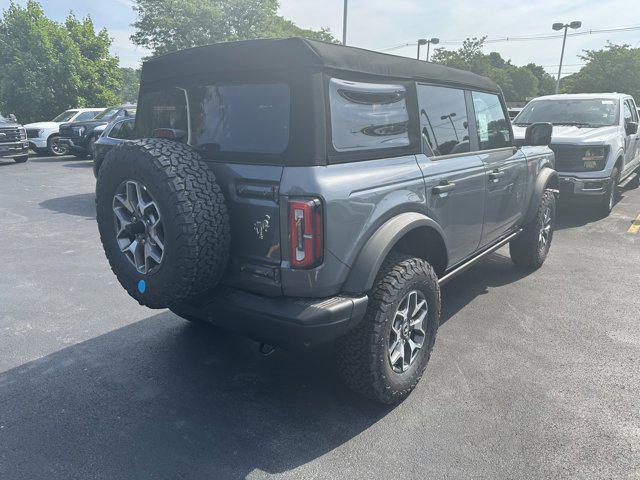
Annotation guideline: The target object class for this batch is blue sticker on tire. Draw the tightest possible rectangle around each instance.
[138,279,146,293]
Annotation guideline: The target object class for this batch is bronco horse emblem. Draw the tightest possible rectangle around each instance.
[253,214,271,240]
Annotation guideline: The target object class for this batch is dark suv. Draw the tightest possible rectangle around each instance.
[0,113,29,163]
[96,39,558,404]
[59,105,135,158]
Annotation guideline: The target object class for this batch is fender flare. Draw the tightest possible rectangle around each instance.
[343,212,447,294]
[523,167,558,225]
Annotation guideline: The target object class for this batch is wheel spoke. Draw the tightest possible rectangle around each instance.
[389,340,404,367]
[387,289,429,373]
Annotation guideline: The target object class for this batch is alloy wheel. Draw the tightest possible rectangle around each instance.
[388,290,428,373]
[538,204,553,249]
[112,180,165,274]
[50,137,68,156]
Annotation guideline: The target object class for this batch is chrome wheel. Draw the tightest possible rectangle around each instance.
[112,180,165,274]
[388,290,428,373]
[538,204,552,249]
[50,136,68,156]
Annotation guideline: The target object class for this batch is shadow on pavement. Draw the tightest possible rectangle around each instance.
[0,312,390,479]
[39,192,95,219]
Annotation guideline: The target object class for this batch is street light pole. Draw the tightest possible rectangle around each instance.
[553,21,582,94]
[342,0,348,46]
[426,38,439,62]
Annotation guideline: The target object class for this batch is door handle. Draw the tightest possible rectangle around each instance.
[432,181,456,195]
[489,169,505,182]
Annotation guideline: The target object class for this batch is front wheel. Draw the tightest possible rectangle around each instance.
[335,254,441,404]
[597,167,620,217]
[509,189,556,270]
[47,135,69,156]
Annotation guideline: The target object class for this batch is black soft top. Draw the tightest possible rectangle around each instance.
[140,37,499,93]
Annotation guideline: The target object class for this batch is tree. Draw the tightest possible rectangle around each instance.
[562,43,640,101]
[131,0,337,56]
[523,63,556,96]
[119,67,141,104]
[431,38,547,102]
[0,0,121,123]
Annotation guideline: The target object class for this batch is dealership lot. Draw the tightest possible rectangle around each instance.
[1,155,639,479]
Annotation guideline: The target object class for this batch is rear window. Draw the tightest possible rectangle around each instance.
[329,78,410,152]
[136,83,290,158]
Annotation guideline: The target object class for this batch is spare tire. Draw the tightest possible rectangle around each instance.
[96,138,230,309]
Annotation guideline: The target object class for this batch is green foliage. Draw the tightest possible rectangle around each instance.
[0,0,122,123]
[561,43,640,102]
[131,0,337,56]
[431,38,555,102]
[119,67,141,104]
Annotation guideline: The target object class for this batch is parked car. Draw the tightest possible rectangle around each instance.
[93,116,136,177]
[24,108,103,156]
[95,38,558,404]
[513,93,640,215]
[0,113,29,163]
[508,107,523,120]
[59,105,136,158]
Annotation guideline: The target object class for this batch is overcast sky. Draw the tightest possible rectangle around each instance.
[2,0,639,77]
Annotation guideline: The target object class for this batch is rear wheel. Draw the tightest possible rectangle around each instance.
[510,189,556,270]
[96,139,231,309]
[47,135,69,156]
[335,254,441,404]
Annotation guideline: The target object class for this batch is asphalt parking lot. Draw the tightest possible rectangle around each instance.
[1,154,639,479]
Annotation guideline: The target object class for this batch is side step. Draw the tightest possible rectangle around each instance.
[438,229,522,286]
[619,172,638,189]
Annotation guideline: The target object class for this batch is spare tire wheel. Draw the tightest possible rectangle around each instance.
[96,138,230,309]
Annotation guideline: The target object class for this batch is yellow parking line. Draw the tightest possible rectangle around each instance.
[628,214,640,234]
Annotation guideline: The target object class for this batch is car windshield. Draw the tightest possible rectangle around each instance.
[94,107,120,120]
[52,110,78,122]
[514,98,619,127]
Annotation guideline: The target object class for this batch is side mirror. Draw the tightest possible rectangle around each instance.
[9,114,17,122]
[626,121,638,135]
[524,122,553,146]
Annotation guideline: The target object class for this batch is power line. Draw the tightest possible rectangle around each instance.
[379,24,640,52]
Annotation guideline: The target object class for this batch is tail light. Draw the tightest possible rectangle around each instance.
[288,197,323,269]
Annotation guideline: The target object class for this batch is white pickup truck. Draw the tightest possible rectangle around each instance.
[513,93,640,215]
[24,108,103,156]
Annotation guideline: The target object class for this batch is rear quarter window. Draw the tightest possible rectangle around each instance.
[329,78,410,152]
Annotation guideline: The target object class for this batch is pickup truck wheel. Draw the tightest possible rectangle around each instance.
[509,189,556,270]
[47,135,69,156]
[335,254,440,404]
[597,167,620,216]
[96,138,231,309]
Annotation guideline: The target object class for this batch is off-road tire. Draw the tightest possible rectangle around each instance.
[598,166,620,217]
[509,189,556,270]
[13,155,28,163]
[335,254,441,404]
[96,138,231,309]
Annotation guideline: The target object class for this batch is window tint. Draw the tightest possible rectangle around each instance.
[110,120,135,140]
[417,84,470,156]
[75,111,99,121]
[189,83,290,155]
[137,84,290,157]
[329,78,410,152]
[108,122,123,139]
[472,91,512,150]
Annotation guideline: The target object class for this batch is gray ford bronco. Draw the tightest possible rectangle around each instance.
[96,38,558,404]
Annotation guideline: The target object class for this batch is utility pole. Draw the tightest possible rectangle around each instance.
[342,0,348,45]
[552,21,582,93]
[425,38,439,62]
[417,39,427,60]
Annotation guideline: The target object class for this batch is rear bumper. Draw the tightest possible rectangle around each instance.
[173,286,369,350]
[0,141,29,158]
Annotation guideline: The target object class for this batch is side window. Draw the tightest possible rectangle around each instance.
[119,120,135,139]
[75,111,99,121]
[108,122,124,139]
[329,78,410,152]
[623,100,636,123]
[472,91,512,150]
[417,84,470,156]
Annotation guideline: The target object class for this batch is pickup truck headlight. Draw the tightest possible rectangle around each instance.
[582,147,607,170]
